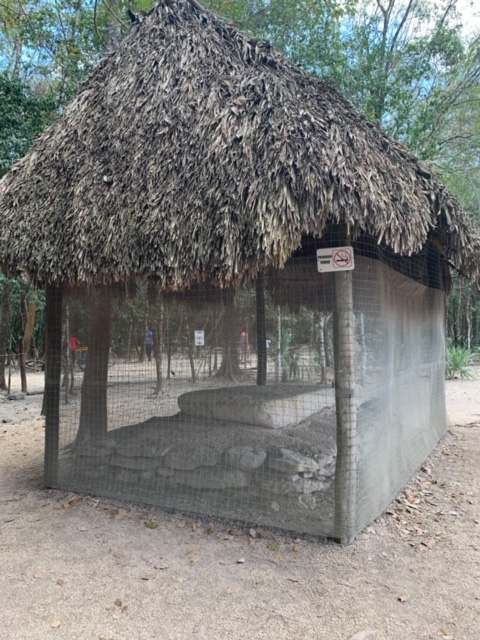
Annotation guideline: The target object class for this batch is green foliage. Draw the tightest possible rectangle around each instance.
[269,329,320,381]
[0,73,56,175]
[446,346,476,379]
[0,274,45,356]
[0,0,103,102]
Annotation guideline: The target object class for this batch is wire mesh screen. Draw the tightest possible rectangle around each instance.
[45,240,447,540]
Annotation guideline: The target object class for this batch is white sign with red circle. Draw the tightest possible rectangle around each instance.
[316,246,355,273]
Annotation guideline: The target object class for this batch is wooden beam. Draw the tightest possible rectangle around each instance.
[333,263,358,544]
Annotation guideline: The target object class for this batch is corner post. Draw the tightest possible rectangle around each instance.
[44,284,63,487]
[333,228,357,544]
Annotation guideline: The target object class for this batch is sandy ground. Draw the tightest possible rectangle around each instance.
[0,372,479,640]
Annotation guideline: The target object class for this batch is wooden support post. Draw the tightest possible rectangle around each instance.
[333,266,357,545]
[44,284,63,488]
[256,272,267,386]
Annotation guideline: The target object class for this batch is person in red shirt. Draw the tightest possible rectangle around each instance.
[69,336,80,365]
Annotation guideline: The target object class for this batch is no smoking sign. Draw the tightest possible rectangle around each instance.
[317,246,355,273]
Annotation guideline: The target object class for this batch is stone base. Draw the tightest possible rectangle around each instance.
[177,384,336,429]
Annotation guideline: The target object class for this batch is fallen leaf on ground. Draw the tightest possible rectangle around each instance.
[422,538,435,549]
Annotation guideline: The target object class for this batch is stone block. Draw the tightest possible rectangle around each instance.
[178,384,336,429]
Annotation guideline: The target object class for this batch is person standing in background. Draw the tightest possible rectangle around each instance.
[239,328,250,364]
[145,328,153,362]
[69,335,80,366]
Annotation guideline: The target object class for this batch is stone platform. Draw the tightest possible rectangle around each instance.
[177,384,336,429]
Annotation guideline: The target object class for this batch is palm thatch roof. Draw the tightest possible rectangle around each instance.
[0,0,479,288]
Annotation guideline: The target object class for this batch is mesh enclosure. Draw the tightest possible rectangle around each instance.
[44,239,447,541]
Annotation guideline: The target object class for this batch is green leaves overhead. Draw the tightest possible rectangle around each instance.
[0,73,56,176]
[203,0,480,218]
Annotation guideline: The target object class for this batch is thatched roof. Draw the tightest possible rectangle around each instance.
[0,0,479,288]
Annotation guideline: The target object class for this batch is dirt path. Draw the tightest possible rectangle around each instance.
[1,377,479,640]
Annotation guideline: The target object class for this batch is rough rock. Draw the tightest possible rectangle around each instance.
[164,446,219,470]
[257,472,326,496]
[115,442,159,458]
[257,476,299,496]
[156,466,175,478]
[319,461,336,477]
[114,468,146,483]
[110,455,158,471]
[76,439,116,458]
[175,467,249,490]
[293,477,326,494]
[268,448,321,474]
[224,446,267,470]
[8,392,26,401]
[298,494,317,510]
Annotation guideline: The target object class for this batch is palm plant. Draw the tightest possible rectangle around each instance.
[269,331,320,382]
[446,346,476,380]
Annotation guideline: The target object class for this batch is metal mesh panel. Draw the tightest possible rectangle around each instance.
[44,242,447,541]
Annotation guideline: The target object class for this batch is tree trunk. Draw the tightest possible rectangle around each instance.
[0,281,11,391]
[184,314,196,384]
[22,294,37,359]
[153,300,164,395]
[275,306,282,384]
[215,294,241,381]
[18,336,27,393]
[76,287,112,444]
[256,273,267,385]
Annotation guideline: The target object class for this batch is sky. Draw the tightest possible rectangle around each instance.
[456,0,480,36]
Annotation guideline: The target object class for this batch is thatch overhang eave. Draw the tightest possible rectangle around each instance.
[0,0,479,289]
